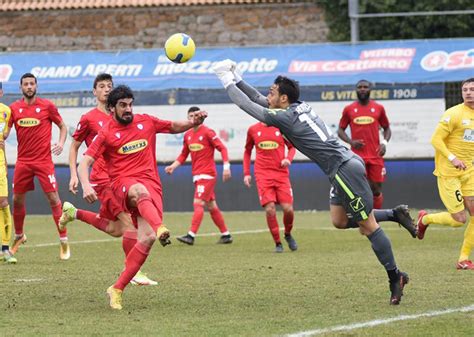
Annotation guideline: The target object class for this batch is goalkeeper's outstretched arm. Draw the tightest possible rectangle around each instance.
[226,84,268,124]
[236,80,269,108]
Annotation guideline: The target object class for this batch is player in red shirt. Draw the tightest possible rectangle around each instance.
[6,73,69,260]
[338,80,390,210]
[244,122,297,253]
[78,85,207,310]
[165,106,232,245]
[59,73,156,285]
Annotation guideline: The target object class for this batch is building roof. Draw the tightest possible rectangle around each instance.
[0,0,296,11]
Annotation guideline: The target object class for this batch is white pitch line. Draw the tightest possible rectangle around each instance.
[20,226,456,249]
[285,304,474,337]
[20,228,271,249]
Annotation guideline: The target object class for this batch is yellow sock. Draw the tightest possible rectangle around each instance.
[0,206,7,246]
[459,218,474,261]
[423,212,464,227]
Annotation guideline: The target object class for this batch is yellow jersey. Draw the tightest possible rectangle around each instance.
[432,103,474,177]
[0,102,11,167]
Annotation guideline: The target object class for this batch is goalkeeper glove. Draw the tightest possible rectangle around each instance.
[232,66,242,83]
[211,60,236,89]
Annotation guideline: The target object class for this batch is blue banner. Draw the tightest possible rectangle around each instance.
[0,38,472,93]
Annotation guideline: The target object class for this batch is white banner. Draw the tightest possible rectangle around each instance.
[4,98,443,165]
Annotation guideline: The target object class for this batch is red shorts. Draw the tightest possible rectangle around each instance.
[255,176,293,207]
[13,160,58,194]
[112,177,163,229]
[193,178,216,202]
[93,183,124,221]
[363,157,386,183]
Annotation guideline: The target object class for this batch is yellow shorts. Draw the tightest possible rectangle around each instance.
[0,165,7,197]
[437,172,474,214]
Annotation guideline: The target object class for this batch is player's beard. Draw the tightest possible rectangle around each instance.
[116,112,134,125]
[357,90,370,102]
[22,89,36,99]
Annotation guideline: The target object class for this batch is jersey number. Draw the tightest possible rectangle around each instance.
[48,174,57,184]
[298,113,328,142]
[455,190,463,203]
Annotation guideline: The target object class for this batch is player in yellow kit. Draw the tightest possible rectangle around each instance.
[417,78,474,270]
[0,82,16,264]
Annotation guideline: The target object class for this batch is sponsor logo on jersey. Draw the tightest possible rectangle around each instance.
[118,139,148,154]
[189,143,204,151]
[257,141,279,150]
[18,118,40,127]
[354,116,374,125]
[463,129,474,142]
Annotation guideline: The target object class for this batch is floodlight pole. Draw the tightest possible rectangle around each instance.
[349,0,359,44]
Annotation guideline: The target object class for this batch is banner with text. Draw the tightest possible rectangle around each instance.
[0,38,472,93]
[4,83,444,164]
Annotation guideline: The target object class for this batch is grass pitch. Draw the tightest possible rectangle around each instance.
[1,211,473,336]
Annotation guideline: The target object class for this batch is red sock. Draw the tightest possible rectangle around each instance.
[209,207,228,233]
[373,193,384,209]
[136,196,162,232]
[51,202,67,239]
[114,242,151,290]
[76,209,109,232]
[190,203,204,234]
[266,213,281,243]
[283,210,294,235]
[13,204,26,236]
[122,230,137,257]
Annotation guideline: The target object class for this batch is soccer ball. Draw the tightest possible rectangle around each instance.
[164,33,196,63]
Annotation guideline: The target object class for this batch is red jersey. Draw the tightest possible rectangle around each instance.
[176,125,229,178]
[339,100,389,159]
[72,108,111,185]
[243,122,296,178]
[9,97,63,163]
[85,114,172,185]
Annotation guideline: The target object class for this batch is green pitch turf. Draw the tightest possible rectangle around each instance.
[1,211,473,336]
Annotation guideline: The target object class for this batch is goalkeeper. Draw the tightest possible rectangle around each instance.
[212,60,414,305]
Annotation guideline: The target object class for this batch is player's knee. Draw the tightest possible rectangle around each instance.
[451,213,467,225]
[129,183,148,197]
[141,232,157,246]
[281,204,293,213]
[332,220,347,229]
[264,204,276,216]
[206,200,217,210]
[0,197,9,208]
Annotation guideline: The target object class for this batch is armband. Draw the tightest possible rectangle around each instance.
[448,154,456,162]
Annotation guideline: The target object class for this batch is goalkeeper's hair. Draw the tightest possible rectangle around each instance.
[274,76,300,104]
[93,73,113,89]
[462,77,474,86]
[188,106,200,114]
[107,85,134,109]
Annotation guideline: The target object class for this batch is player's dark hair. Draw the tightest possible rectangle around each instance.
[20,73,37,85]
[107,85,134,108]
[356,79,372,88]
[274,76,299,104]
[93,73,113,89]
[188,106,200,113]
[462,78,474,86]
